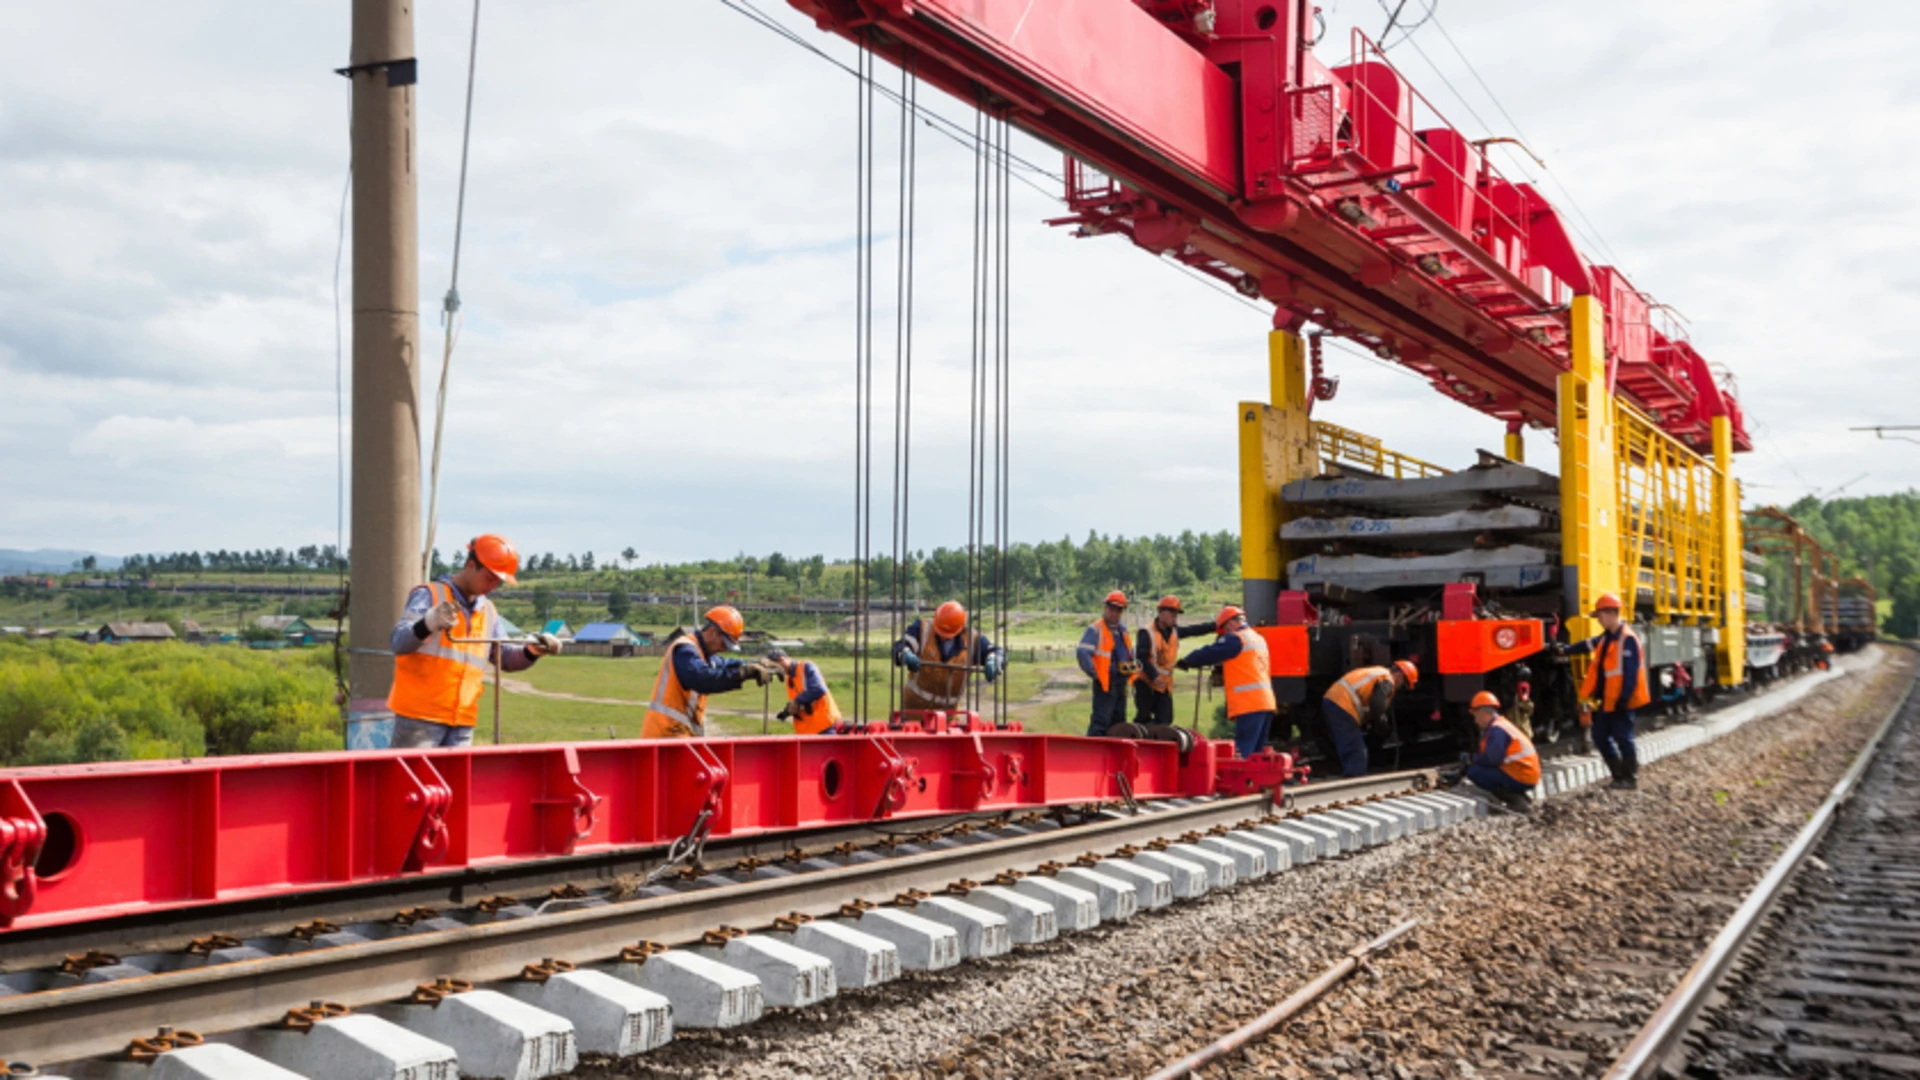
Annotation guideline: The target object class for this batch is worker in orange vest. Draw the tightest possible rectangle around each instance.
[1173,605,1278,758]
[642,605,778,738]
[1320,659,1418,778]
[1078,591,1139,736]
[1555,592,1649,790]
[1131,595,1219,726]
[767,649,842,735]
[387,534,563,748]
[1463,690,1539,813]
[892,600,1006,715]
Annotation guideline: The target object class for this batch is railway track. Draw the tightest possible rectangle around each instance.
[1607,657,1918,1079]
[0,663,1861,1080]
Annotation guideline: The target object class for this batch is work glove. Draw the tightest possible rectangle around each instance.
[1550,642,1569,657]
[527,632,563,657]
[739,662,771,687]
[984,653,1003,683]
[424,599,461,633]
[1117,660,1141,677]
[775,704,797,722]
[1174,656,1195,672]
[900,651,922,672]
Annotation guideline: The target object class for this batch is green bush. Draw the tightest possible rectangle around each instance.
[0,638,340,765]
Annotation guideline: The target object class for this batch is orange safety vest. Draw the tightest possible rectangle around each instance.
[1481,716,1541,786]
[1086,619,1128,692]
[785,660,842,735]
[1137,622,1180,694]
[643,636,709,739]
[904,626,974,710]
[1326,666,1395,722]
[1222,628,1277,718]
[1578,627,1652,712]
[388,581,492,728]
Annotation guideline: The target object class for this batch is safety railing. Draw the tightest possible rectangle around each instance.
[1311,420,1449,479]
[1615,404,1722,624]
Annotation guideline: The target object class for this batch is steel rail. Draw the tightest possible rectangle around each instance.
[0,770,1434,1064]
[1602,668,1918,1079]
[1146,919,1420,1080]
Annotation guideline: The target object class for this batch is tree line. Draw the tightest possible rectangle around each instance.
[1763,492,1920,636]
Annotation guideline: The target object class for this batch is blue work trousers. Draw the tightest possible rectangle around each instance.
[1466,764,1532,796]
[1086,681,1129,738]
[390,716,475,748]
[1321,698,1369,778]
[1590,709,1637,765]
[1232,710,1274,759]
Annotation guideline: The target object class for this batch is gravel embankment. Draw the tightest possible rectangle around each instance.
[579,648,1911,1080]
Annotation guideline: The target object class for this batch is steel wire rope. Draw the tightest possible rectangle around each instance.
[852,36,875,723]
[330,105,353,711]
[964,103,987,717]
[888,58,920,723]
[421,0,484,582]
[995,109,1014,727]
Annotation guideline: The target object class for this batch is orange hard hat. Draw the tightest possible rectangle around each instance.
[1214,605,1245,632]
[1469,690,1500,711]
[1393,659,1419,687]
[705,605,745,642]
[469,534,520,584]
[933,601,967,639]
[1158,595,1184,613]
[1105,590,1129,609]
[1592,593,1623,613]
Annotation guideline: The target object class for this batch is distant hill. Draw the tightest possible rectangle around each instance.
[0,549,123,574]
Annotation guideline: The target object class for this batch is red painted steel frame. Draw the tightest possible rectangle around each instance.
[789,0,1749,453]
[0,733,1220,933]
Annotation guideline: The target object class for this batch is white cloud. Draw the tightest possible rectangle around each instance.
[3,0,1916,561]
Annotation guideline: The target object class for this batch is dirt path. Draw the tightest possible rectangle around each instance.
[576,647,1909,1080]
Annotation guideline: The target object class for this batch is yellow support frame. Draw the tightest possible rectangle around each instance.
[1239,328,1319,624]
[1614,403,1722,625]
[1558,295,1623,645]
[1712,417,1745,683]
[1310,420,1449,479]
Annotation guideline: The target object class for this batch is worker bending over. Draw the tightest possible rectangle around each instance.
[1463,691,1539,813]
[1321,660,1417,778]
[1079,591,1139,737]
[1173,606,1276,758]
[643,605,778,738]
[1556,593,1648,790]
[388,534,562,748]
[892,601,1006,715]
[1131,595,1219,726]
[767,649,841,735]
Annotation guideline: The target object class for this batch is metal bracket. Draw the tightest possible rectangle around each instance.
[333,57,417,86]
[0,779,47,925]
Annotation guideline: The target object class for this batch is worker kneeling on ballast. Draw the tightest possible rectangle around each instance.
[388,533,562,748]
[1462,690,1539,813]
[642,605,780,738]
[892,601,1006,716]
[767,649,842,735]
[1173,605,1276,759]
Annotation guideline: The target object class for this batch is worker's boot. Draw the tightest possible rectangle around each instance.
[1602,755,1626,789]
[1496,789,1533,815]
[1620,748,1640,791]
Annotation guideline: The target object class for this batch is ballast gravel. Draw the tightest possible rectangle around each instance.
[574,648,1910,1080]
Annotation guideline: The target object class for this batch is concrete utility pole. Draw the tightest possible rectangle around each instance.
[344,0,422,724]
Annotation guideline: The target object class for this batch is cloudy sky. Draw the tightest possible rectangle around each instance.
[3,0,1916,564]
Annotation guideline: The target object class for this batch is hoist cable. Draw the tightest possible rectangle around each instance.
[851,36,872,723]
[421,0,483,582]
[996,109,1013,726]
[887,58,919,720]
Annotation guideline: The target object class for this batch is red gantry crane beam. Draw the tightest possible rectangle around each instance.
[787,0,1751,451]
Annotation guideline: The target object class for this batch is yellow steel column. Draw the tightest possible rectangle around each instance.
[1712,415,1745,684]
[1558,294,1622,645]
[1241,328,1317,625]
[1504,423,1525,463]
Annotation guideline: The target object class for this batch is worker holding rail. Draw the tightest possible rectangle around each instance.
[767,648,842,734]
[1079,591,1139,737]
[891,600,1006,716]
[1462,690,1539,813]
[1173,605,1278,758]
[1319,660,1418,778]
[1130,595,1219,727]
[1555,592,1649,790]
[387,533,563,748]
[642,605,779,738]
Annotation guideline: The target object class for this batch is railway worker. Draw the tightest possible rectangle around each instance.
[642,605,779,738]
[891,600,1006,716]
[387,533,563,748]
[767,649,842,735]
[1463,690,1539,812]
[1173,605,1277,758]
[1130,595,1220,727]
[1556,592,1649,790]
[1079,591,1139,737]
[1320,660,1418,779]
